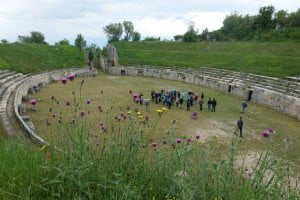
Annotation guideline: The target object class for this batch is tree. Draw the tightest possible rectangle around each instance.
[132,32,141,41]
[143,37,160,41]
[255,6,275,31]
[56,38,70,45]
[74,34,86,50]
[288,9,300,27]
[103,23,123,43]
[18,31,47,44]
[86,43,97,66]
[1,39,8,43]
[183,22,198,42]
[173,35,184,42]
[275,10,289,29]
[123,21,134,41]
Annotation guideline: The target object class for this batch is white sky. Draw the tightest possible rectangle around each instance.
[0,0,299,47]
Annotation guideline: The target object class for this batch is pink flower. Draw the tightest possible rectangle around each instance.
[268,128,274,133]
[86,99,91,104]
[152,143,158,148]
[61,77,68,84]
[196,134,201,140]
[135,98,140,103]
[30,99,37,106]
[191,111,198,120]
[187,138,192,144]
[80,111,85,117]
[261,130,270,138]
[67,73,76,81]
[176,138,183,144]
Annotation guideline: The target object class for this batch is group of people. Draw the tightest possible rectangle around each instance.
[150,89,217,112]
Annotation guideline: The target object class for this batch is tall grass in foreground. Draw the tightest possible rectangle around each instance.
[0,80,299,199]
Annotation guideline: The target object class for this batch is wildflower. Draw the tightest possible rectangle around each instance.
[67,73,75,81]
[100,122,103,127]
[162,107,167,112]
[261,130,270,138]
[40,145,47,151]
[46,120,51,126]
[52,113,56,118]
[58,118,62,124]
[30,99,37,106]
[135,98,140,103]
[152,143,158,149]
[128,111,131,115]
[66,101,70,106]
[196,134,201,140]
[268,128,274,133]
[192,111,198,120]
[142,144,146,148]
[51,96,55,100]
[86,99,91,104]
[187,138,192,144]
[80,111,85,117]
[137,112,141,115]
[157,109,163,116]
[138,115,143,119]
[176,138,182,144]
[61,77,68,84]
[98,105,103,112]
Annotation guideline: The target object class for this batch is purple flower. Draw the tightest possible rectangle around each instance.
[268,128,274,133]
[191,111,198,120]
[67,73,76,81]
[187,138,192,144]
[61,77,68,84]
[80,111,85,117]
[152,143,158,148]
[196,134,201,140]
[86,99,91,104]
[30,99,37,106]
[176,138,183,144]
[261,130,270,138]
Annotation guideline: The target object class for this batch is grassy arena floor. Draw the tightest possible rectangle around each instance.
[27,71,300,170]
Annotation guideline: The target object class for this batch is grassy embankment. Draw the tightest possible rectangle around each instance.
[114,41,300,78]
[0,43,85,74]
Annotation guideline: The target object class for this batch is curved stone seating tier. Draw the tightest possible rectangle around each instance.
[12,67,97,144]
[107,66,300,119]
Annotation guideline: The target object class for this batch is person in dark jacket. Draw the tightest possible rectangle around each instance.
[199,98,204,111]
[207,98,212,111]
[212,98,217,112]
[237,117,244,137]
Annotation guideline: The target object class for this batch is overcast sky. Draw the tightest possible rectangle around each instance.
[0,0,299,47]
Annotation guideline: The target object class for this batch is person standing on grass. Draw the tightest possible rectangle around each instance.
[201,92,204,100]
[179,97,184,108]
[237,117,244,137]
[199,97,204,111]
[241,100,248,113]
[212,98,217,112]
[208,98,212,111]
[187,98,191,111]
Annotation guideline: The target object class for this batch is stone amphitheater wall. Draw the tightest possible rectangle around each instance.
[108,66,300,119]
[14,68,96,144]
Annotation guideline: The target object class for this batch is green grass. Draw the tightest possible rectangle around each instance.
[114,41,300,77]
[0,43,85,73]
[28,72,300,171]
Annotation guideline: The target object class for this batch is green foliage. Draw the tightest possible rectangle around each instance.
[0,43,85,73]
[74,34,87,50]
[1,39,8,44]
[103,23,123,43]
[55,38,70,45]
[18,31,47,44]
[114,41,300,77]
[86,43,97,65]
[143,37,160,41]
[132,32,141,41]
[183,22,198,42]
[122,21,135,41]
[255,6,276,31]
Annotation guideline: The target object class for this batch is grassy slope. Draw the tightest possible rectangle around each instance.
[0,43,85,73]
[114,41,300,77]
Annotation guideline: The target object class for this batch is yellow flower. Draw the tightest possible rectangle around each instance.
[128,111,131,115]
[138,115,143,119]
[41,145,47,151]
[137,112,141,115]
[162,107,167,111]
[156,109,162,113]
